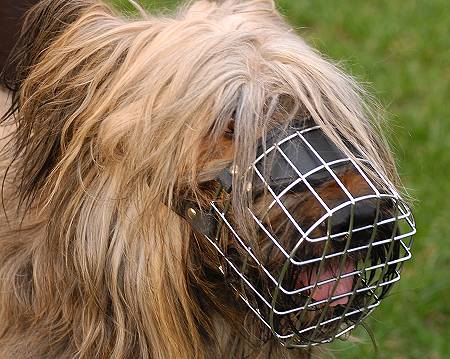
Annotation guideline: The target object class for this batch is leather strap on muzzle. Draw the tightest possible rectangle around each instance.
[174,117,355,239]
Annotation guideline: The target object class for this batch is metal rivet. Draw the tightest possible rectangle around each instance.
[186,207,197,220]
[229,165,239,175]
[335,233,349,243]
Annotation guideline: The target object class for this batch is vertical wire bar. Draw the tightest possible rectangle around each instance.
[371,200,401,291]
[306,203,356,345]
[284,216,334,347]
[330,195,382,340]
[268,236,333,338]
[349,199,401,331]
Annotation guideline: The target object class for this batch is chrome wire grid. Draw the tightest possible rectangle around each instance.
[203,124,416,348]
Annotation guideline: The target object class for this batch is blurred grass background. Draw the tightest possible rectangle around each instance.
[111,1,449,358]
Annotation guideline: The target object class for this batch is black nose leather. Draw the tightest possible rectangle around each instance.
[329,200,377,240]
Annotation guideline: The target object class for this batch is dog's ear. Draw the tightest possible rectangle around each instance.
[1,0,127,207]
[1,0,96,92]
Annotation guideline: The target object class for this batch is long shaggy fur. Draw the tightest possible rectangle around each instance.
[0,0,399,358]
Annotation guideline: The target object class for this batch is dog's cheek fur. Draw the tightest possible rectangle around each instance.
[0,1,208,358]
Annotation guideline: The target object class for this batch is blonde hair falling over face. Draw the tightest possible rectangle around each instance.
[0,0,398,358]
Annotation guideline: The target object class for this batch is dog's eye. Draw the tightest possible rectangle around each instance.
[224,121,235,139]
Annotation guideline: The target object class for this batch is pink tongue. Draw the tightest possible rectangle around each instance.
[300,262,355,307]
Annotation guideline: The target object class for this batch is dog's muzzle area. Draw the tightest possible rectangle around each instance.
[178,119,415,348]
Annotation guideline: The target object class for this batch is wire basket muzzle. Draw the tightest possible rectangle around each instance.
[205,123,416,347]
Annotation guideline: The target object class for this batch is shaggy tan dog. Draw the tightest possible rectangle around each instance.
[0,0,409,358]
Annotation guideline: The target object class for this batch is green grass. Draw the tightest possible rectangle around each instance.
[112,1,449,358]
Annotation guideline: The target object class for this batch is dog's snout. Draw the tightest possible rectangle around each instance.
[329,200,377,237]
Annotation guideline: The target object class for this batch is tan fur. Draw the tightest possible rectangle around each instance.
[0,0,399,358]
[0,88,7,108]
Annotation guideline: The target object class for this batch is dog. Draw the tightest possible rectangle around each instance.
[0,0,415,358]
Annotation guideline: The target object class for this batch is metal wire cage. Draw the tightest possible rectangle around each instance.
[182,121,416,348]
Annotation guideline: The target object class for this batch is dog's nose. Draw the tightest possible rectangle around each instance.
[328,200,377,240]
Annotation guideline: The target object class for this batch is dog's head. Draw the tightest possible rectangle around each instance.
[1,0,415,356]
